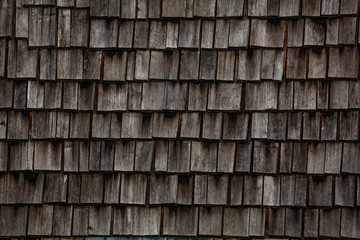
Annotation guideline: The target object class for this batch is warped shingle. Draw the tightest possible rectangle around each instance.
[217,0,243,17]
[89,20,117,49]
[163,207,198,236]
[228,19,250,48]
[149,51,179,80]
[245,82,278,111]
[28,205,54,236]
[7,40,37,79]
[319,209,340,238]
[150,175,178,204]
[329,47,358,79]
[238,49,262,81]
[113,207,161,235]
[253,141,278,174]
[179,20,200,48]
[0,206,27,237]
[71,9,89,47]
[309,176,332,207]
[29,7,56,47]
[191,141,217,173]
[223,208,250,237]
[250,19,285,48]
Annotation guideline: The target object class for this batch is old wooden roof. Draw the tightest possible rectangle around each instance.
[0,0,360,238]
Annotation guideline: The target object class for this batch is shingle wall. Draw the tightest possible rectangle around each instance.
[0,0,360,238]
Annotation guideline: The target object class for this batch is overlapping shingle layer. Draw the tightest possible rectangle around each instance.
[0,0,360,238]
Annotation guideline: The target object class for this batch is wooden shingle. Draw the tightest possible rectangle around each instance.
[330,81,349,109]
[150,175,178,204]
[70,112,90,139]
[149,21,167,49]
[251,112,268,139]
[166,21,179,49]
[57,9,71,47]
[34,141,61,171]
[179,50,199,80]
[339,112,359,140]
[7,111,29,140]
[228,19,250,48]
[149,51,179,80]
[294,81,316,110]
[31,111,57,139]
[90,19,117,48]
[179,20,200,48]
[0,40,5,78]
[309,176,332,207]
[163,207,198,236]
[321,112,337,140]
[214,19,229,49]
[44,82,62,108]
[177,175,193,204]
[194,0,215,17]
[202,113,222,140]
[15,0,28,38]
[292,143,308,173]
[324,142,342,174]
[191,141,217,173]
[341,209,360,239]
[278,81,293,110]
[328,47,359,79]
[304,19,326,46]
[9,141,33,171]
[279,0,300,17]
[188,83,208,111]
[286,48,307,80]
[208,83,242,111]
[268,113,287,140]
[78,83,95,111]
[339,17,357,45]
[250,19,285,48]
[335,176,355,207]
[88,206,111,236]
[340,0,358,15]
[223,113,248,141]
[199,207,222,236]
[217,51,235,81]
[7,40,37,79]
[44,173,67,203]
[0,206,27,237]
[72,206,89,235]
[163,82,187,110]
[243,175,263,206]
[261,49,284,81]
[57,49,83,80]
[248,0,267,16]
[308,48,327,79]
[0,80,13,108]
[162,0,186,17]
[28,205,54,236]
[152,113,179,139]
[280,143,293,173]
[302,0,321,16]
[113,207,161,235]
[223,208,250,237]
[29,7,56,47]
[133,21,149,48]
[307,143,325,174]
[285,208,302,238]
[234,142,252,173]
[263,176,280,206]
[134,141,153,172]
[321,0,339,16]
[98,83,127,111]
[287,19,304,47]
[217,0,243,17]
[268,208,285,236]
[238,49,262,81]
[303,112,320,140]
[121,112,153,139]
[27,81,44,109]
[199,50,216,80]
[71,9,89,47]
[342,143,360,174]
[253,141,279,174]
[245,82,278,111]
[249,208,265,237]
[0,0,12,37]
[319,209,340,238]
[304,209,319,238]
